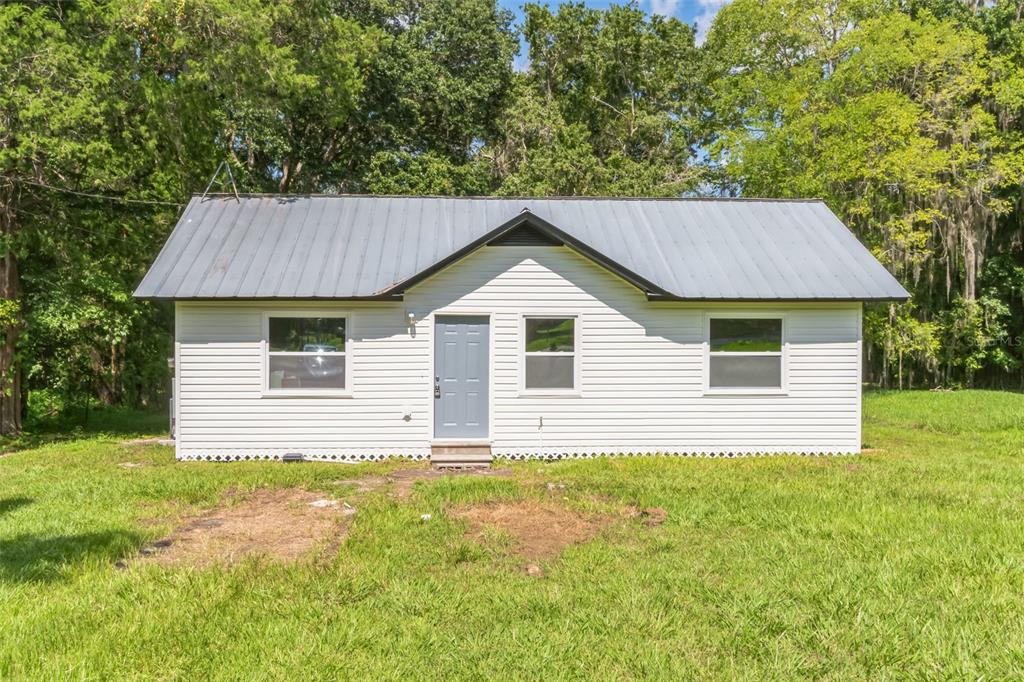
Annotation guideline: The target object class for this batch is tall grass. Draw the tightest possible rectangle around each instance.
[0,390,1021,678]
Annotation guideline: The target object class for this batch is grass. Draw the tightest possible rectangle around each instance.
[1,390,1023,679]
[2,401,169,454]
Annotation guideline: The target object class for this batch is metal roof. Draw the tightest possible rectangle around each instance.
[134,195,910,301]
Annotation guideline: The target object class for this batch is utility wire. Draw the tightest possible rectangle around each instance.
[16,206,155,245]
[21,180,185,208]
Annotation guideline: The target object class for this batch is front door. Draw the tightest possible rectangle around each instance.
[434,316,489,439]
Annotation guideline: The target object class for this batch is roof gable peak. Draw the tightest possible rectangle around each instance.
[381,210,673,299]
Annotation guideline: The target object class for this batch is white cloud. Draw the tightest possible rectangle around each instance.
[692,0,733,42]
[651,0,684,16]
[693,0,730,44]
[649,0,682,16]
[644,0,731,44]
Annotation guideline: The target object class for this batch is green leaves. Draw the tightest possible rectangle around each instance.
[2,0,1023,415]
[122,0,375,192]
[364,152,492,196]
[490,3,704,196]
[705,0,1024,384]
[0,300,20,332]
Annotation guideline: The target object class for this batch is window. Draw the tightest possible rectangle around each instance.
[708,317,783,390]
[523,317,576,391]
[266,316,347,391]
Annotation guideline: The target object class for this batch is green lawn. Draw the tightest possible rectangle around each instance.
[1,391,1023,679]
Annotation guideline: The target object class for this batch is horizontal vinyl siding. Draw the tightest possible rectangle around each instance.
[176,302,432,460]
[175,245,862,461]
[408,247,861,457]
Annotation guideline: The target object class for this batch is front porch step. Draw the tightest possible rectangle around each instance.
[431,444,493,468]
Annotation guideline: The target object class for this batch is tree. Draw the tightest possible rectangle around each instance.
[485,2,706,196]
[122,0,376,193]
[0,3,126,433]
[704,0,1024,385]
[21,197,177,410]
[330,0,518,191]
[4,0,1024,423]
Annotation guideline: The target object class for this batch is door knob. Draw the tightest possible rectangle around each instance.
[434,376,441,399]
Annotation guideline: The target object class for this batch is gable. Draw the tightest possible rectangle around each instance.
[487,224,564,247]
[404,242,646,309]
[384,210,671,300]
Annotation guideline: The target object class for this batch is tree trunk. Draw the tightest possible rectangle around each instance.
[0,195,22,435]
[963,229,977,300]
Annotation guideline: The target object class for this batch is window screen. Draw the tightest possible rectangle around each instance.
[267,316,346,391]
[269,355,346,390]
[709,356,781,388]
[708,318,782,390]
[524,317,575,390]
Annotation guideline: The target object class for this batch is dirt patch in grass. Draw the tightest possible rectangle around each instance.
[334,466,513,499]
[139,488,353,568]
[628,506,668,526]
[450,500,614,564]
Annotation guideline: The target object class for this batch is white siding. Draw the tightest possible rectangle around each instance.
[175,246,862,461]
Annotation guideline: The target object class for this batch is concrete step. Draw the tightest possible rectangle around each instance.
[431,444,493,468]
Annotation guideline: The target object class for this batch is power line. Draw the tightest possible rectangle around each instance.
[16,206,155,245]
[21,180,185,208]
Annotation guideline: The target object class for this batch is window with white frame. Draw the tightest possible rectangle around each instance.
[267,315,347,391]
[523,316,576,390]
[708,317,783,390]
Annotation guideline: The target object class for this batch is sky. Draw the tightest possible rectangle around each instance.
[498,0,730,46]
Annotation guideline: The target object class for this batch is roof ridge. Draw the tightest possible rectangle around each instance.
[191,193,826,203]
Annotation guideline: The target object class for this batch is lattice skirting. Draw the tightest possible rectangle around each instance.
[495,446,860,459]
[175,448,431,462]
[176,445,858,462]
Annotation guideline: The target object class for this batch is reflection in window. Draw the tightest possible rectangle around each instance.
[269,317,346,352]
[708,318,782,389]
[267,317,346,391]
[524,317,575,390]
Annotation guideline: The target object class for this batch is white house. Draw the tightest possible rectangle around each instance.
[135,196,909,465]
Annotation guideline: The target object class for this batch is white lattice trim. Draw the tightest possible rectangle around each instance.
[176,445,858,462]
[176,447,430,462]
[493,445,859,460]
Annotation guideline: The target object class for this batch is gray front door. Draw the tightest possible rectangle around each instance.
[434,316,489,439]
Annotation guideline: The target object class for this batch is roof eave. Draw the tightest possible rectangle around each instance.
[132,293,406,301]
[135,294,910,302]
[646,294,910,303]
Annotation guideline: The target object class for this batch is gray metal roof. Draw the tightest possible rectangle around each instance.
[134,195,909,301]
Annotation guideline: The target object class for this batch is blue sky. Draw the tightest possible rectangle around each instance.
[498,0,729,44]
